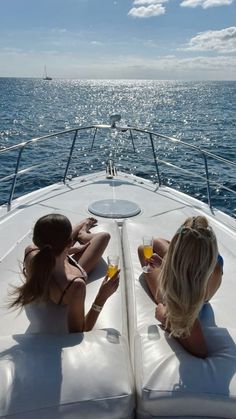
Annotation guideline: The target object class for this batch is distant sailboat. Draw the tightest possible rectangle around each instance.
[43,66,52,80]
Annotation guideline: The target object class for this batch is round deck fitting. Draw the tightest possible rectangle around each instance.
[88,199,141,218]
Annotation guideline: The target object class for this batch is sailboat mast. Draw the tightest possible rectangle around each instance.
[43,66,52,80]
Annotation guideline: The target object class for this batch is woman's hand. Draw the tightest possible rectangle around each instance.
[155,303,166,325]
[68,242,90,256]
[149,253,162,269]
[72,217,97,245]
[96,270,120,306]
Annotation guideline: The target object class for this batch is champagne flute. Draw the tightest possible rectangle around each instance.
[142,236,153,273]
[107,255,119,279]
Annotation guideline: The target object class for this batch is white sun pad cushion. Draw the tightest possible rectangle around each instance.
[0,332,134,419]
[0,220,134,419]
[122,218,236,419]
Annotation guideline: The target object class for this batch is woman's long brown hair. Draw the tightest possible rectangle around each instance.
[9,214,72,308]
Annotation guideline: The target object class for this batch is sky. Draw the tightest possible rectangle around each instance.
[0,0,235,80]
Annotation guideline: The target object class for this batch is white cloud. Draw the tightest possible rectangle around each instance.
[128,3,166,17]
[184,27,236,53]
[180,0,234,8]
[128,0,233,18]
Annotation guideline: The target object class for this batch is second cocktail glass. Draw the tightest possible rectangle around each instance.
[107,255,119,279]
[142,236,153,273]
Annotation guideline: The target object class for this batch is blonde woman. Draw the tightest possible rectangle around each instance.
[138,216,223,358]
[10,213,119,333]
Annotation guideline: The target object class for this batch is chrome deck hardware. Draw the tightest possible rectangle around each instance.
[106,159,117,179]
[109,114,121,128]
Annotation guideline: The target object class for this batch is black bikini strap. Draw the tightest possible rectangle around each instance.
[57,277,80,306]
[24,247,39,261]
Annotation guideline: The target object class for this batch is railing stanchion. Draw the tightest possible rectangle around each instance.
[90,127,98,151]
[63,129,78,183]
[8,147,24,211]
[202,151,213,214]
[129,129,136,152]
[150,133,161,186]
[0,124,235,216]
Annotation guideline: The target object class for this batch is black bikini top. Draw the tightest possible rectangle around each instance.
[23,248,87,305]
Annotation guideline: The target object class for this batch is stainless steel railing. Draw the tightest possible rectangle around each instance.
[0,122,235,213]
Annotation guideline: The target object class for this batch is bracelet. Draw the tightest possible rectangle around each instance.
[91,303,103,312]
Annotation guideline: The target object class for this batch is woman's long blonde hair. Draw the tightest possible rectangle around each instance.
[9,214,72,308]
[158,216,218,338]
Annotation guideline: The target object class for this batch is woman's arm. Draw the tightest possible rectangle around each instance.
[143,253,163,304]
[67,271,120,332]
[205,258,223,302]
[67,280,86,332]
[138,238,168,304]
[83,271,120,331]
[143,268,163,304]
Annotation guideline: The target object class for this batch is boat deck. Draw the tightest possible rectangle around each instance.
[1,171,236,419]
[1,171,235,262]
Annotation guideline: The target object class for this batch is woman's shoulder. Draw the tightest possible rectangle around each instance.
[65,277,86,302]
[24,243,39,263]
[25,244,38,254]
[51,276,86,306]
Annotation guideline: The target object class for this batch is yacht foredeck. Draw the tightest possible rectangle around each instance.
[0,170,235,261]
[0,154,236,419]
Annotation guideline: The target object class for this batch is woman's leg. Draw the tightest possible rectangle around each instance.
[73,220,110,274]
[77,232,110,274]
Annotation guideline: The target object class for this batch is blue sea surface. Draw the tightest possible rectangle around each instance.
[0,78,235,216]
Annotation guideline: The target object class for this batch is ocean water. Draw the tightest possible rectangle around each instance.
[0,78,235,217]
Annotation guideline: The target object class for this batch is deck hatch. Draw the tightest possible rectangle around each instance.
[88,199,141,218]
